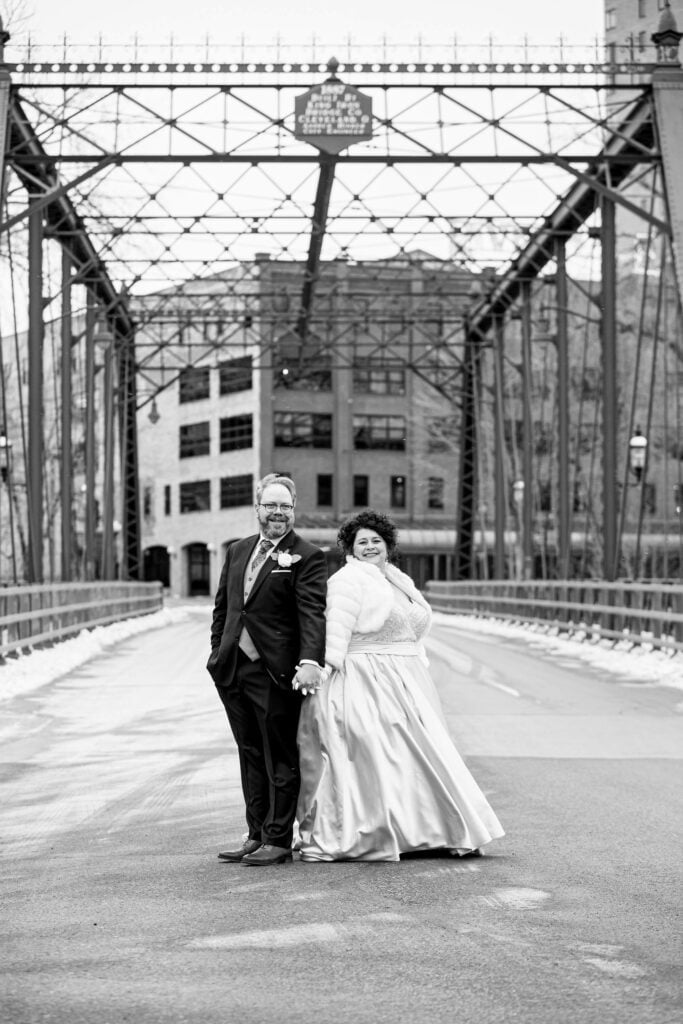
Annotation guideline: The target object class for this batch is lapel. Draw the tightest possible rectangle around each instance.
[246,530,296,604]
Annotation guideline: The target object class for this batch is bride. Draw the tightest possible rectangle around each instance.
[295,509,504,862]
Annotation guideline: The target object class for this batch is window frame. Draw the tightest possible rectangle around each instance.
[220,473,254,509]
[178,365,210,404]
[317,473,333,507]
[219,413,254,452]
[218,355,253,396]
[273,411,333,449]
[353,414,406,451]
[353,474,369,506]
[179,420,210,459]
[390,475,407,509]
[179,479,211,514]
[428,476,445,510]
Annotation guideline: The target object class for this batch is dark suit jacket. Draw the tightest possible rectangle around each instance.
[207,529,327,689]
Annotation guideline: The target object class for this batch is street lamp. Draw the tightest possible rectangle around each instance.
[512,479,525,580]
[148,398,160,425]
[629,428,648,483]
[0,433,12,482]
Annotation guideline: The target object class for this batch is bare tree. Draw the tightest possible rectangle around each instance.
[0,1,33,34]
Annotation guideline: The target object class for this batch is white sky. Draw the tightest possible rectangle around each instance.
[7,0,604,47]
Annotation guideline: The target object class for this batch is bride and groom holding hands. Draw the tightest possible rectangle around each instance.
[206,472,504,865]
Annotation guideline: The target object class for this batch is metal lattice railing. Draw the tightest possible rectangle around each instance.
[0,582,164,658]
[424,579,683,652]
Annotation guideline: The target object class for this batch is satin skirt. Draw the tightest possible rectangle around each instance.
[296,645,505,862]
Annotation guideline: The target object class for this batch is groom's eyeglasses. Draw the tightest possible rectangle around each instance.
[258,502,294,513]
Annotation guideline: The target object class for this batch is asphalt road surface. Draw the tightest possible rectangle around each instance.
[1,606,682,1024]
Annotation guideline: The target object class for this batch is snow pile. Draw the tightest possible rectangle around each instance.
[0,606,202,702]
[432,611,683,691]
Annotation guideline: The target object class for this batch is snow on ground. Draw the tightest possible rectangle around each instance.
[2,604,682,704]
[0,606,206,703]
[432,611,683,692]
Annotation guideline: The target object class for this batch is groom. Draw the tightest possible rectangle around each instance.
[207,473,327,865]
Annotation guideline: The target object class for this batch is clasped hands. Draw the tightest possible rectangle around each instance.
[292,663,322,696]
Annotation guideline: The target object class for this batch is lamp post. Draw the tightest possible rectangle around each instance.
[629,428,648,483]
[0,433,12,483]
[0,433,12,582]
[95,323,116,579]
[148,398,160,425]
[512,479,525,581]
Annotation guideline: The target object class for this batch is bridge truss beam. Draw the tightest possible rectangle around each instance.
[0,44,680,584]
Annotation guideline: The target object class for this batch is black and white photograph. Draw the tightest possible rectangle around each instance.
[1,0,682,1021]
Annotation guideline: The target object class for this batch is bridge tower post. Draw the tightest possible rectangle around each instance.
[601,196,619,581]
[493,314,507,579]
[454,317,479,580]
[27,202,44,583]
[555,237,571,579]
[651,2,683,310]
[117,312,141,580]
[60,249,73,581]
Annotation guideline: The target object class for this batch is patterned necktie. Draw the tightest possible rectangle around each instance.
[251,538,273,575]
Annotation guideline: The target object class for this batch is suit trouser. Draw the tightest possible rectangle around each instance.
[216,650,302,848]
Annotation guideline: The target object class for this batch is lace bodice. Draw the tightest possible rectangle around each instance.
[352,586,430,644]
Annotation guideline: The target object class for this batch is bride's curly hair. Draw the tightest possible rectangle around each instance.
[337,509,399,560]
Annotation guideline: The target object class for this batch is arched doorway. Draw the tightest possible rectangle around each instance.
[143,545,171,587]
[186,542,210,596]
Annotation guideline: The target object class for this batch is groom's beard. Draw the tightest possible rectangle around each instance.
[260,515,292,540]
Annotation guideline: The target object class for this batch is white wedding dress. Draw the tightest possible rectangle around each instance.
[296,583,504,862]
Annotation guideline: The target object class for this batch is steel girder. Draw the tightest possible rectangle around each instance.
[0,52,672,582]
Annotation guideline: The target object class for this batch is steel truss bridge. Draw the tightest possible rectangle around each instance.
[1,14,683,587]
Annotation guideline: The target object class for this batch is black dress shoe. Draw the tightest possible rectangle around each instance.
[242,843,292,866]
[217,838,262,862]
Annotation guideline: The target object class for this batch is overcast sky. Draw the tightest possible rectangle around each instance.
[7,0,604,47]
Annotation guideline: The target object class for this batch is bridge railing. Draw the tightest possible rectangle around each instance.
[424,579,683,652]
[0,582,164,658]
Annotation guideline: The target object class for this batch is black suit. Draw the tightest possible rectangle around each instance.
[208,529,327,847]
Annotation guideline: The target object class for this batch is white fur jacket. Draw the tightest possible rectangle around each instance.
[324,557,433,671]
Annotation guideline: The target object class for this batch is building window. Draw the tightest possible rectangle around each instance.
[390,475,406,509]
[428,477,445,509]
[638,0,646,17]
[427,417,457,453]
[353,361,406,395]
[534,421,553,456]
[638,29,647,51]
[572,366,600,400]
[179,366,210,403]
[573,480,587,513]
[219,355,252,395]
[504,418,524,452]
[143,485,153,519]
[317,473,333,506]
[353,415,406,451]
[273,412,332,448]
[274,332,332,391]
[179,421,210,458]
[180,480,211,513]
[674,483,683,513]
[354,474,369,506]
[164,484,171,516]
[220,414,253,452]
[606,8,617,30]
[538,481,552,513]
[220,473,253,508]
[643,482,656,515]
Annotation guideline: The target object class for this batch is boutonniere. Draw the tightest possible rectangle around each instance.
[270,550,302,568]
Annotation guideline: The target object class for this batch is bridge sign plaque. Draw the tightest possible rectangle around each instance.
[294,81,372,154]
